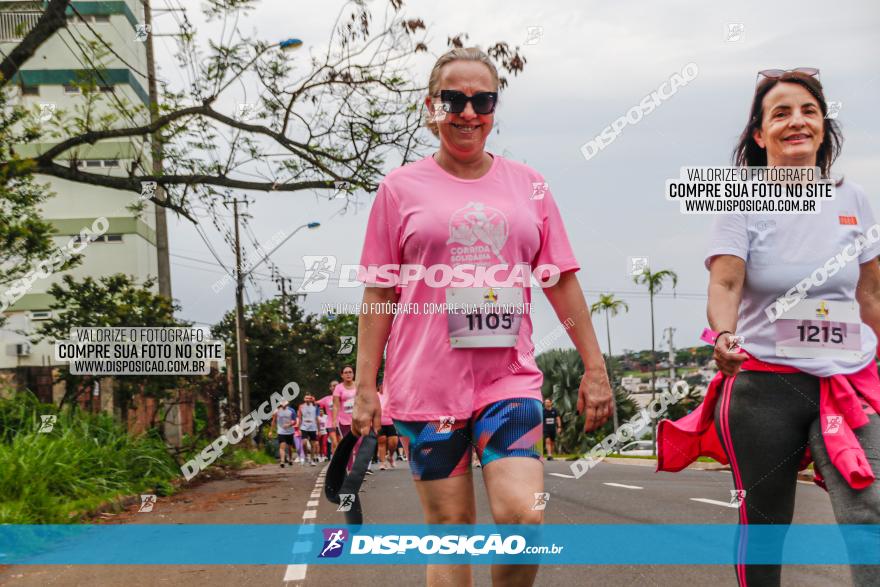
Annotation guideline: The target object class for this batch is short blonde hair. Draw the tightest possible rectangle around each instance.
[425,47,499,137]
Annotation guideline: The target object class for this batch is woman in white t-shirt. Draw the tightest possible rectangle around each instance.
[703,69,880,587]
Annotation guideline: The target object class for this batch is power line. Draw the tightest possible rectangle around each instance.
[57,28,142,129]
[192,220,232,274]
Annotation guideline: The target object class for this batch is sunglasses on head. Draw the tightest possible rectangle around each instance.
[756,67,820,84]
[436,90,498,115]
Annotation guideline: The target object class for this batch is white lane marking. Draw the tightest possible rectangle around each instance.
[283,563,308,582]
[283,465,330,584]
[548,472,576,479]
[690,497,740,509]
[603,482,643,490]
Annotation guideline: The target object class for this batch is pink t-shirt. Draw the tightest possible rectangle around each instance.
[359,154,579,421]
[332,383,357,426]
[316,394,334,420]
[378,391,393,426]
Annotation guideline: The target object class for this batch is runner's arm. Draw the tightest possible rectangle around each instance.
[332,396,340,429]
[707,255,748,375]
[354,286,397,435]
[543,271,606,372]
[856,259,880,346]
[543,271,612,431]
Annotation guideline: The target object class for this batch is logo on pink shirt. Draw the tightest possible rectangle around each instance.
[447,202,509,264]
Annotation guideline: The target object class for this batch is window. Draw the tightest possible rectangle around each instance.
[63,84,80,94]
[103,159,119,167]
[30,310,52,321]
[99,85,114,93]
[65,14,92,24]
[69,234,125,244]
[85,160,102,168]
[93,15,110,24]
[21,85,39,96]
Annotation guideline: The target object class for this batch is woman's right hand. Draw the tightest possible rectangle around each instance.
[713,332,748,377]
[352,382,382,437]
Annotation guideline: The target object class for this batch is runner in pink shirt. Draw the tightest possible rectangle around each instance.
[332,366,357,436]
[351,47,612,587]
[316,386,337,459]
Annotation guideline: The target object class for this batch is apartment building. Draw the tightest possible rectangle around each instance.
[0,0,158,380]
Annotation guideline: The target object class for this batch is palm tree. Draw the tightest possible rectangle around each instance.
[536,349,584,454]
[633,267,678,455]
[589,293,629,433]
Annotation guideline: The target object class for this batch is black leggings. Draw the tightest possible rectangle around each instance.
[714,371,880,587]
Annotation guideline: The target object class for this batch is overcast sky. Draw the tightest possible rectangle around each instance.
[156,0,880,355]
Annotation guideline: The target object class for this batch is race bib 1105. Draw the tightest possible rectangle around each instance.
[446,287,524,348]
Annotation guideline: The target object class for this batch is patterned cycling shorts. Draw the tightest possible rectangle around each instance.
[393,397,542,481]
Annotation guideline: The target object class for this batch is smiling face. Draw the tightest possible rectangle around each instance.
[426,60,496,161]
[753,82,824,167]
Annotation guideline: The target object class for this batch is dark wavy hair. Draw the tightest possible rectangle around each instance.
[733,71,843,178]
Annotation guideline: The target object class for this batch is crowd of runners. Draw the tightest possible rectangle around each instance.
[268,367,412,470]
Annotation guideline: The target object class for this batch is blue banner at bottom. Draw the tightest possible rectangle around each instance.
[1,524,878,565]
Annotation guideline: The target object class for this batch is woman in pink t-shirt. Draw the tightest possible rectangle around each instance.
[351,47,612,587]
[317,385,337,458]
[332,366,357,436]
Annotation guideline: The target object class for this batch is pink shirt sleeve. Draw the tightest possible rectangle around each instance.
[532,188,580,283]
[359,182,402,286]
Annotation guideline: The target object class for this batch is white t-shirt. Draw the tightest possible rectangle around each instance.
[706,179,880,376]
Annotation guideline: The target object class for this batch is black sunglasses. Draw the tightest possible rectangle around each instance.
[437,90,498,115]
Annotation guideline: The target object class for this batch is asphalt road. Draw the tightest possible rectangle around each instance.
[0,458,854,587]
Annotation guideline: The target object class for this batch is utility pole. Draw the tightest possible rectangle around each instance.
[665,327,676,380]
[226,197,251,417]
[141,0,172,299]
[275,275,293,321]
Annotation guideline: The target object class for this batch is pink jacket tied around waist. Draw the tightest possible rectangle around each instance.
[657,328,880,490]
